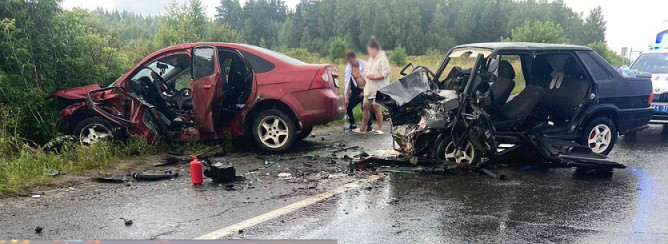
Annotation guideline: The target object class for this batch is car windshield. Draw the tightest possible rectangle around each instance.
[439,48,492,82]
[631,53,668,73]
[240,44,307,65]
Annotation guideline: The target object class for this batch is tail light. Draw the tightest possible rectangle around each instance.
[649,91,654,106]
[310,67,333,89]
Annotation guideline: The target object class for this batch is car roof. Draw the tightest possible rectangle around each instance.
[453,42,593,52]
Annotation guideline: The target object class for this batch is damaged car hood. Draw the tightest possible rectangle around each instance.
[53,84,101,100]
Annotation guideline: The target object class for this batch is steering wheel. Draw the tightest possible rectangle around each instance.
[149,70,174,100]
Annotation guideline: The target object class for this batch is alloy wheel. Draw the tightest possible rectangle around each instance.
[79,123,112,145]
[257,116,290,149]
[444,140,476,165]
[588,124,612,154]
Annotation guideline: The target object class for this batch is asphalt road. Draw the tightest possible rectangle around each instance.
[3,124,668,243]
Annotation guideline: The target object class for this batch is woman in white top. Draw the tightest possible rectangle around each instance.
[353,36,391,134]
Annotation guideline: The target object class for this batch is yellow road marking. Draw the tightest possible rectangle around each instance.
[195,174,383,239]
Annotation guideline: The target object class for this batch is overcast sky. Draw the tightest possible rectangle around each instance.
[61,0,667,53]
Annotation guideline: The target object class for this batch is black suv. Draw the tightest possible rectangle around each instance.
[435,43,653,155]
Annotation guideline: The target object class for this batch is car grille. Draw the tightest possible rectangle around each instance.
[654,93,668,102]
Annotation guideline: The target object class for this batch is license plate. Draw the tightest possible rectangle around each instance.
[653,105,668,112]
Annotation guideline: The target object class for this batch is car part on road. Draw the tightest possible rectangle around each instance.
[132,171,179,181]
[203,162,238,183]
[93,177,126,184]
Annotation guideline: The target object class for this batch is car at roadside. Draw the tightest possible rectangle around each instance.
[629,49,668,124]
[53,43,345,153]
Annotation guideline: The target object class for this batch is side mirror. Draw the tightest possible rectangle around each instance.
[400,63,414,76]
[638,72,652,79]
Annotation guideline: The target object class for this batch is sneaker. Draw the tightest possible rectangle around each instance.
[366,126,374,132]
[349,124,357,130]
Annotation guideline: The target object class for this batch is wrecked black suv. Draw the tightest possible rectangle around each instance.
[377,42,653,173]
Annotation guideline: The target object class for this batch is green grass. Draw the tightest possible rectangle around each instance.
[0,138,163,195]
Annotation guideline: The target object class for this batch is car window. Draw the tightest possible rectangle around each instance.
[173,68,191,91]
[497,55,526,95]
[239,50,276,73]
[193,47,215,79]
[240,44,306,65]
[631,53,668,74]
[579,52,612,80]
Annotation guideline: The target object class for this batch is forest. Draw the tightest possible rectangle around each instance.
[0,0,620,146]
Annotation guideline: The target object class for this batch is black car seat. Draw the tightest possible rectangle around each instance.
[545,57,590,123]
[490,60,516,114]
[494,86,546,131]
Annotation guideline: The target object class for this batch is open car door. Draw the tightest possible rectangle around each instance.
[191,46,220,133]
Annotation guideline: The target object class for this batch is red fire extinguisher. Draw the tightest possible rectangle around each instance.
[190,156,204,185]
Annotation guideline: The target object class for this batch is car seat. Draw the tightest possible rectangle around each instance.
[493,85,546,131]
[544,57,590,123]
[490,60,516,114]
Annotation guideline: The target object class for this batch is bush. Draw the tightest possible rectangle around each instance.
[389,46,408,66]
[327,37,350,61]
[587,42,625,66]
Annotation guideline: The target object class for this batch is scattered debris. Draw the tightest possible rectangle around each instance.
[225,184,236,191]
[31,195,41,198]
[263,160,276,168]
[132,171,179,181]
[204,162,238,183]
[333,146,359,153]
[153,154,186,167]
[277,172,292,179]
[34,226,43,234]
[122,218,133,226]
[94,177,126,184]
[44,169,62,176]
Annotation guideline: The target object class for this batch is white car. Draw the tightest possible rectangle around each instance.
[630,49,668,123]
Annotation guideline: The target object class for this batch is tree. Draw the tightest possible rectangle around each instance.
[216,0,243,30]
[502,20,570,44]
[327,37,349,61]
[581,6,606,45]
[388,46,408,66]
[587,42,624,66]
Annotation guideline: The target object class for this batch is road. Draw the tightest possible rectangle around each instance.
[3,124,668,243]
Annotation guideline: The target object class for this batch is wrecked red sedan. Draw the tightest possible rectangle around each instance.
[54,43,345,152]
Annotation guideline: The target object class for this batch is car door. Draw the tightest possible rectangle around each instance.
[191,46,220,133]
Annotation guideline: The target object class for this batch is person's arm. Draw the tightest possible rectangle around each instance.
[344,80,351,105]
[366,56,392,80]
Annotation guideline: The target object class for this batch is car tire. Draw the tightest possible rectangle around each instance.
[296,127,313,141]
[432,136,481,167]
[251,109,296,153]
[580,116,617,155]
[73,117,115,145]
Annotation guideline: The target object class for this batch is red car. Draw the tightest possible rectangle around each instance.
[54,43,345,152]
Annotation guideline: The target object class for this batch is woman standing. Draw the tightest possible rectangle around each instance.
[353,36,391,134]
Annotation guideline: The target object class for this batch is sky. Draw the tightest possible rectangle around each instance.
[61,0,668,53]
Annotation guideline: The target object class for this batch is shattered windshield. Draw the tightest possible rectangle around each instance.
[631,53,668,73]
[439,48,492,82]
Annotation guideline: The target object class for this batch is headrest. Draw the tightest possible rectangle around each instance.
[498,60,516,80]
[531,56,553,78]
[563,57,583,78]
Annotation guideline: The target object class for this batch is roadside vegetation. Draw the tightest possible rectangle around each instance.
[0,0,626,195]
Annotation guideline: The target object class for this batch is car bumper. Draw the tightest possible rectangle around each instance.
[651,102,668,124]
[618,106,654,133]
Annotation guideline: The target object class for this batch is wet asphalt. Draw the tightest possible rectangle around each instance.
[3,124,668,243]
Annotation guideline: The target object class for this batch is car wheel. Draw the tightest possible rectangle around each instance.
[73,117,115,145]
[251,109,296,153]
[580,116,617,155]
[433,136,480,167]
[296,127,313,141]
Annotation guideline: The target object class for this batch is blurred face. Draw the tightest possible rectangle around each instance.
[347,57,358,66]
[367,46,379,57]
